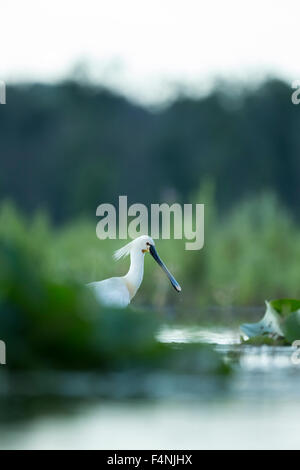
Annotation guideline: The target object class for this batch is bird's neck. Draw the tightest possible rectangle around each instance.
[124,249,145,299]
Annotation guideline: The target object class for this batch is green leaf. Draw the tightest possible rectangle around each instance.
[282,311,300,344]
[241,335,289,346]
[269,298,300,317]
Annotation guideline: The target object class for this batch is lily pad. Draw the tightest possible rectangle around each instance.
[269,298,300,317]
[241,335,288,346]
[282,311,300,344]
[240,299,300,345]
[240,300,284,338]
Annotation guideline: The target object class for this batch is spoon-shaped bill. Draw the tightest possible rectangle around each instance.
[149,244,181,292]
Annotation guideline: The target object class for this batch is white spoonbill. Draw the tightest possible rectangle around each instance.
[87,235,181,307]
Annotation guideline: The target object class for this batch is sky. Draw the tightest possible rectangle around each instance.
[1,0,299,104]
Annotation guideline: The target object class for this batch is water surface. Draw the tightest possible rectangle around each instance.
[1,324,300,449]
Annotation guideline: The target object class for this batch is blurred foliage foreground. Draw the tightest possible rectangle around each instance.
[0,202,229,381]
[1,185,300,379]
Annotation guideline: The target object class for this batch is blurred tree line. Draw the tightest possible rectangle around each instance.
[0,78,299,222]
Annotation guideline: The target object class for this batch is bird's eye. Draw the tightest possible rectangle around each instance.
[146,242,150,246]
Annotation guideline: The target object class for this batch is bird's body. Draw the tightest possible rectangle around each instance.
[88,278,131,307]
[87,235,181,308]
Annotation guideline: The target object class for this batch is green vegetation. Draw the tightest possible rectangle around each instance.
[0,202,230,373]
[1,191,300,371]
[2,186,300,312]
[241,335,289,346]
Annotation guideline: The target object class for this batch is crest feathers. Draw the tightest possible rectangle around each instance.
[113,240,133,261]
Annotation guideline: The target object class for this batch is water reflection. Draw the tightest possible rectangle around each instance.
[158,325,240,345]
[1,324,300,449]
[1,399,300,450]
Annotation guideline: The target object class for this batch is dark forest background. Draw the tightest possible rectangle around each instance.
[1,78,299,222]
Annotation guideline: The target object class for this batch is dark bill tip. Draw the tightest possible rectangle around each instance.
[149,244,181,293]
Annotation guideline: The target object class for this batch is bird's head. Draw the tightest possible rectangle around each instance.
[133,235,155,254]
[114,235,181,293]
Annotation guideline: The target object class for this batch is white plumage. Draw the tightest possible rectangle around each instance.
[87,235,181,308]
[88,277,131,307]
